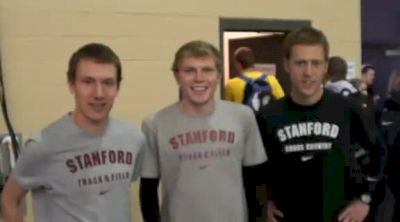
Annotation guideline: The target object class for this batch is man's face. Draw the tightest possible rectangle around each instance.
[364,69,376,86]
[69,59,119,129]
[175,56,220,111]
[284,44,327,104]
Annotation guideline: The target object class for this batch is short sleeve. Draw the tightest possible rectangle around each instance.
[11,135,47,190]
[140,117,160,178]
[131,134,146,182]
[242,109,268,166]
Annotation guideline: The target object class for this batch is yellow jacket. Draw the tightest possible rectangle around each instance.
[225,71,285,103]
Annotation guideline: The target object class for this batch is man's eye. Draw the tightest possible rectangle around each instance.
[313,60,324,66]
[82,79,93,84]
[104,80,116,86]
[182,69,196,74]
[203,68,216,73]
[296,61,306,66]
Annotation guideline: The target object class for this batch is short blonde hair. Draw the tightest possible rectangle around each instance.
[171,40,222,75]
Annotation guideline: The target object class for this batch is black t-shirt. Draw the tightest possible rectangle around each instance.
[256,90,381,222]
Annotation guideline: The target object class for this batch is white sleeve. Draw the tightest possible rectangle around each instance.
[140,117,160,178]
[242,110,268,166]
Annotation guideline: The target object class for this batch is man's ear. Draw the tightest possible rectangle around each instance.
[68,81,75,95]
[174,72,181,86]
[283,59,289,73]
[323,61,328,79]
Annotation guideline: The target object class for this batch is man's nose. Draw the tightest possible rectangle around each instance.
[304,62,313,76]
[194,70,205,81]
[94,83,105,98]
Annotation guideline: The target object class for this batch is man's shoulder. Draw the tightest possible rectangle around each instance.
[218,100,254,116]
[109,117,139,131]
[231,70,264,80]
[143,103,179,125]
[226,76,243,84]
[322,91,372,121]
[22,116,69,155]
[39,114,73,137]
[258,97,287,114]
[226,73,256,87]
[243,70,263,77]
[323,90,348,103]
[323,90,360,109]
[108,117,143,137]
[256,98,289,126]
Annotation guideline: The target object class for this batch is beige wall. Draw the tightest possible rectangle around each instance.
[0,0,361,221]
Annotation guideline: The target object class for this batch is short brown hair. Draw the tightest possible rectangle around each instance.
[234,47,255,69]
[283,27,329,60]
[361,64,376,75]
[67,43,122,87]
[328,56,347,79]
[171,40,222,75]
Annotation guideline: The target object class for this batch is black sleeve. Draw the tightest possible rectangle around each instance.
[255,110,278,202]
[140,178,160,222]
[386,143,400,199]
[351,105,385,178]
[350,105,386,203]
[386,122,400,200]
[243,163,267,222]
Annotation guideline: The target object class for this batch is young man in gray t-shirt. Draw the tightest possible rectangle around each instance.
[2,43,145,222]
[140,40,267,222]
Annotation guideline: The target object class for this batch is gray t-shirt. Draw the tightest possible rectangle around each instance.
[141,100,267,222]
[12,114,145,222]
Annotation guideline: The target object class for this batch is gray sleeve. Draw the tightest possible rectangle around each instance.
[11,135,47,190]
[131,135,146,182]
[140,118,160,178]
[242,109,268,166]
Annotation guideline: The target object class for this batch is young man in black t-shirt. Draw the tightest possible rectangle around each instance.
[257,27,383,222]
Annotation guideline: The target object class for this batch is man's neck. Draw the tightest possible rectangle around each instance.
[179,100,215,116]
[71,112,108,134]
[290,89,324,106]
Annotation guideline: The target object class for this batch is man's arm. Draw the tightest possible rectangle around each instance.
[243,163,285,222]
[385,122,400,202]
[351,101,385,179]
[140,117,163,222]
[255,110,284,222]
[243,163,267,222]
[337,199,369,222]
[2,176,27,222]
[337,103,385,222]
[140,178,160,222]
